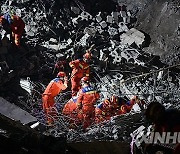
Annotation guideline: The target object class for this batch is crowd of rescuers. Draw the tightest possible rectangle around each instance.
[42,44,146,131]
[0,12,145,131]
[0,12,25,48]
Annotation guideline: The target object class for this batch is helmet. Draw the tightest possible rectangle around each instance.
[57,71,66,78]
[103,99,112,109]
[83,52,92,60]
[80,76,89,83]
[120,105,127,113]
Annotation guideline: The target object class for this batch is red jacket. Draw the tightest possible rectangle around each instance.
[69,59,90,78]
[10,15,25,35]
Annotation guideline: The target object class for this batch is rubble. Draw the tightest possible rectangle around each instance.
[0,0,180,153]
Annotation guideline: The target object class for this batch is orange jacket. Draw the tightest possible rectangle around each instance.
[43,78,67,98]
[95,101,112,123]
[69,59,90,78]
[76,86,100,108]
[10,15,25,35]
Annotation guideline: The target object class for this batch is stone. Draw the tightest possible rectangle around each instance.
[106,15,113,23]
[120,28,145,47]
[100,21,107,28]
[96,12,102,22]
[71,6,80,14]
[49,38,58,43]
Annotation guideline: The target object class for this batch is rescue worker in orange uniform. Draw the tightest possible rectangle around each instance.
[76,77,100,130]
[95,99,113,124]
[69,52,91,96]
[110,95,128,116]
[42,72,68,125]
[62,96,83,128]
[0,13,25,47]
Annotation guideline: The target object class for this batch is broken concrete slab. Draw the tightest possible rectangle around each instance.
[96,12,102,23]
[71,6,80,14]
[0,97,37,124]
[100,21,107,28]
[120,28,145,47]
[106,15,113,23]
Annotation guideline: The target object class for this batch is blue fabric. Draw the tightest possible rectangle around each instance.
[97,102,103,109]
[52,78,60,83]
[126,101,131,106]
[72,98,77,103]
[82,86,94,93]
[3,13,13,24]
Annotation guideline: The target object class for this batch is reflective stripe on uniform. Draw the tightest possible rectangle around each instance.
[102,111,106,116]
[84,66,89,69]
[85,91,96,94]
[79,63,83,69]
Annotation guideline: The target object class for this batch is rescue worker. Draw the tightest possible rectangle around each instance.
[42,71,68,126]
[95,99,113,124]
[62,96,83,128]
[76,77,100,130]
[69,51,91,96]
[0,13,25,47]
[110,95,127,116]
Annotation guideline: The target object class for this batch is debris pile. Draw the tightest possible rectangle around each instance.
[0,0,180,152]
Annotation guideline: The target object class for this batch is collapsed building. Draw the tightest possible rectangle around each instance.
[0,0,180,153]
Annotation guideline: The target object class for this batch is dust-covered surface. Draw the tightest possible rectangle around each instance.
[0,0,180,153]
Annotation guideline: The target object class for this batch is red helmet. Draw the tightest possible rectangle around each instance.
[83,52,92,60]
[120,105,127,113]
[57,71,66,78]
[103,99,112,110]
[80,76,89,83]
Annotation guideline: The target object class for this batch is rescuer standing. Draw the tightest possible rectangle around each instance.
[0,13,25,47]
[69,51,92,96]
[76,77,100,130]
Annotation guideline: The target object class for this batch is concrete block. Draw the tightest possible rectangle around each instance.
[71,6,80,14]
[100,21,107,28]
[106,16,113,23]
[96,12,102,22]
[0,97,37,124]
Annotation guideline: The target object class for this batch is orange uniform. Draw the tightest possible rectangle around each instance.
[76,86,100,129]
[95,100,112,124]
[62,97,83,128]
[42,77,67,125]
[69,59,90,96]
[0,14,25,47]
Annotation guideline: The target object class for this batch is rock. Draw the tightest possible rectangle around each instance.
[71,6,80,14]
[96,12,102,22]
[120,28,145,47]
[100,21,107,28]
[106,15,113,23]
[49,38,58,43]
